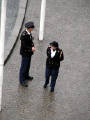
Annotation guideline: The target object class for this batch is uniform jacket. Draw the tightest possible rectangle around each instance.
[46,47,64,69]
[20,30,34,57]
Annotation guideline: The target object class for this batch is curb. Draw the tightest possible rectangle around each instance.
[4,0,28,65]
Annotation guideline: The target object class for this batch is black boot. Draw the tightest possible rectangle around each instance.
[26,76,33,81]
[20,82,28,87]
[50,88,54,92]
[43,84,47,88]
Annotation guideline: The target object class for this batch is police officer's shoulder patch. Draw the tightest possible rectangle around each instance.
[22,31,27,36]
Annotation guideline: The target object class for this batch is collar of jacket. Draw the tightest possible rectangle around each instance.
[26,29,31,35]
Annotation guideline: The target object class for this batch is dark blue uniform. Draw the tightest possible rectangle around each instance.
[44,44,64,92]
[19,30,34,86]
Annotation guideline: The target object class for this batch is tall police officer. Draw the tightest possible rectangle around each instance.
[44,41,64,92]
[19,21,36,87]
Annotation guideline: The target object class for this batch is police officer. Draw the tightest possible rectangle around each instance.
[19,21,36,87]
[44,41,64,92]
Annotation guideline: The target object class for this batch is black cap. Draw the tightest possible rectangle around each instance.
[50,41,59,48]
[25,21,35,29]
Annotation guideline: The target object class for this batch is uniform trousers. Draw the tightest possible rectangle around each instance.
[19,56,31,84]
[45,67,59,89]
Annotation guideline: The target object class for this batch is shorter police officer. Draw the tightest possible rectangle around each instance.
[19,21,36,87]
[44,41,64,92]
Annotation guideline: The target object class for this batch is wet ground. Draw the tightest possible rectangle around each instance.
[0,0,90,119]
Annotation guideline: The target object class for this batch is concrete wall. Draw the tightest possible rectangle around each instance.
[5,0,20,45]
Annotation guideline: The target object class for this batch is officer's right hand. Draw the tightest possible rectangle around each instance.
[32,47,36,52]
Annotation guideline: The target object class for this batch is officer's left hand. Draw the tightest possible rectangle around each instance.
[32,47,36,52]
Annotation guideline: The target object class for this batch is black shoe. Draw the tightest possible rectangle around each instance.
[43,84,47,88]
[50,88,54,92]
[20,82,28,87]
[26,76,33,81]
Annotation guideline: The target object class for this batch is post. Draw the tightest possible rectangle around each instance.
[39,0,46,41]
[0,0,6,111]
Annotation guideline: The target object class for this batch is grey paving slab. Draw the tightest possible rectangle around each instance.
[0,0,90,120]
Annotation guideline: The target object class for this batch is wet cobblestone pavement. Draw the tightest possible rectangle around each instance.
[0,0,90,119]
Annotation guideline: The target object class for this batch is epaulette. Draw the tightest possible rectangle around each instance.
[60,49,63,57]
[22,31,27,36]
